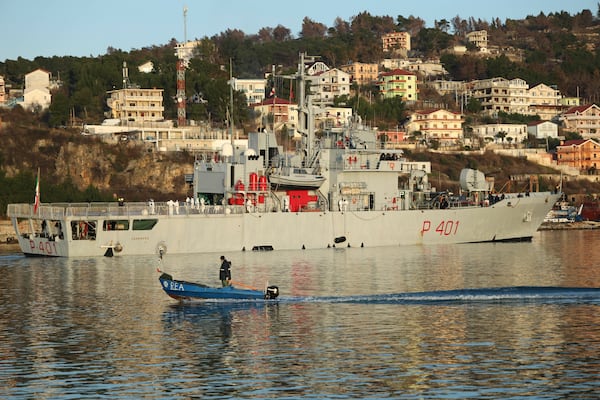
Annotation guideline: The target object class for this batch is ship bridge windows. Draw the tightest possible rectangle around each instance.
[133,219,158,230]
[71,220,97,240]
[103,220,129,231]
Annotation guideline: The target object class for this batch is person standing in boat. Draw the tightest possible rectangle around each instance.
[219,256,231,287]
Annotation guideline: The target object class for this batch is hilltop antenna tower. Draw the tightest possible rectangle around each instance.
[183,5,188,43]
[176,5,188,127]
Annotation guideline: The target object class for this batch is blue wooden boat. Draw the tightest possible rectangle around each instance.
[159,272,279,301]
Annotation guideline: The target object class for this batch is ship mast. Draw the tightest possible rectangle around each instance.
[229,58,234,146]
[296,53,318,164]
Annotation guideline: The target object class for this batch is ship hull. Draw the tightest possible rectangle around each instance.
[8,193,559,257]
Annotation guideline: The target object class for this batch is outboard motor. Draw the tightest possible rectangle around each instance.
[264,286,279,300]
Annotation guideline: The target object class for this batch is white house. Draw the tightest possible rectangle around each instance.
[230,78,267,106]
[138,61,155,73]
[307,68,350,104]
[472,123,528,144]
[527,120,558,139]
[22,69,52,111]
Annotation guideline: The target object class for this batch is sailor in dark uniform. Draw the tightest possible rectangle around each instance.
[219,256,231,287]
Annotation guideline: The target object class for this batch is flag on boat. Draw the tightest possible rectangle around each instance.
[33,168,40,214]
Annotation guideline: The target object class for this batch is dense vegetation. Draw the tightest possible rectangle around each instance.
[2,8,600,127]
[2,7,600,213]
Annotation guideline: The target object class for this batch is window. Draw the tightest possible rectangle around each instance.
[103,220,129,231]
[71,221,97,240]
[133,219,158,230]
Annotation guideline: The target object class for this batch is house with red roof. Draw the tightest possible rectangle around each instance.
[377,69,418,101]
[560,104,600,138]
[556,138,600,172]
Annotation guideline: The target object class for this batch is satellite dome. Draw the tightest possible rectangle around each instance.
[459,168,489,192]
[221,142,233,157]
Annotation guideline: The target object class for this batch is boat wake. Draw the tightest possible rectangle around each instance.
[293,286,600,305]
[163,287,600,308]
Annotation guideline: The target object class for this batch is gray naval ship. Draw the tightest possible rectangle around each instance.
[7,54,560,257]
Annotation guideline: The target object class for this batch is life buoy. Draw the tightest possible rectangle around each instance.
[389,162,395,169]
[352,198,357,204]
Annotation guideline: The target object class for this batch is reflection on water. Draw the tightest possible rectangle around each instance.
[1,230,600,398]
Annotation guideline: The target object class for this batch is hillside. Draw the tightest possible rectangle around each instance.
[0,124,194,215]
[1,8,599,127]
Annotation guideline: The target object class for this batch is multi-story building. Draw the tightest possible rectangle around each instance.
[175,39,205,65]
[429,79,467,96]
[230,78,267,106]
[250,97,297,132]
[339,62,379,86]
[316,107,353,131]
[472,123,528,144]
[404,60,447,77]
[307,68,351,103]
[381,32,411,53]
[106,87,165,123]
[377,69,418,101]
[470,77,529,115]
[528,83,560,105]
[466,30,488,50]
[22,69,52,111]
[382,59,446,78]
[528,83,561,120]
[377,129,408,148]
[560,104,600,138]
[0,75,5,105]
[556,138,600,171]
[406,109,463,145]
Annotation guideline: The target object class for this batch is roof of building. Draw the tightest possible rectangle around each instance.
[564,104,599,115]
[379,69,415,77]
[251,97,294,107]
[557,139,600,148]
[527,120,556,127]
[413,108,461,116]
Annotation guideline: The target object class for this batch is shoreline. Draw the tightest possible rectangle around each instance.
[538,221,600,230]
[0,220,19,252]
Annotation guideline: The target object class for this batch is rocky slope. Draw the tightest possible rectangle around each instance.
[0,125,194,202]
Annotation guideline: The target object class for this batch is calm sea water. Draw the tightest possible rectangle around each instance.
[1,230,600,399]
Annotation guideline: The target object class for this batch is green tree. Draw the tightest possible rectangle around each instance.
[47,91,70,127]
[466,97,482,113]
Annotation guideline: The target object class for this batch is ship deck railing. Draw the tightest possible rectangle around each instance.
[7,202,249,219]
